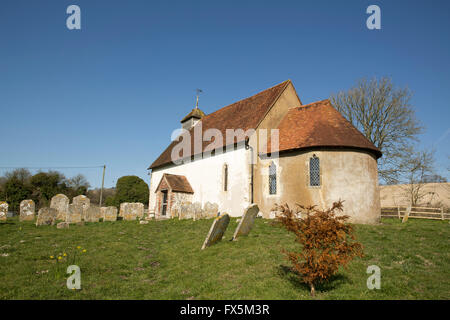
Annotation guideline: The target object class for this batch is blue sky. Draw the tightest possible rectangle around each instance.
[1,0,449,188]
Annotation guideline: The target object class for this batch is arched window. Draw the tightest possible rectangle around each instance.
[223,164,228,191]
[309,155,320,187]
[269,162,277,195]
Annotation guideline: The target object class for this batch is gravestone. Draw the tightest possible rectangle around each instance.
[179,202,194,220]
[402,205,412,223]
[67,204,83,223]
[50,194,70,221]
[101,206,118,222]
[84,206,100,222]
[232,204,260,240]
[36,207,58,226]
[20,199,35,221]
[0,201,8,221]
[73,195,90,220]
[193,202,202,220]
[121,202,144,221]
[119,202,127,218]
[201,213,230,250]
[203,202,219,219]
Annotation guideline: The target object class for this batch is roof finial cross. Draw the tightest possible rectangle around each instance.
[195,88,203,109]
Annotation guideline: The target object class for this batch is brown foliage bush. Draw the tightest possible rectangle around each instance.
[274,200,363,296]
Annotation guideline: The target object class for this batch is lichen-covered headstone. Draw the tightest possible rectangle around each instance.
[201,213,230,250]
[122,202,144,221]
[232,204,259,240]
[72,195,90,220]
[101,206,118,222]
[67,204,83,223]
[0,201,8,221]
[36,207,58,226]
[84,206,100,222]
[50,194,70,221]
[179,202,194,220]
[20,199,35,221]
[203,202,219,219]
[193,202,202,220]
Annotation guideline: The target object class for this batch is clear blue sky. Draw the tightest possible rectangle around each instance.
[1,0,449,188]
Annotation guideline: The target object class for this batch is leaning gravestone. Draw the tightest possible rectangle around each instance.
[402,205,412,223]
[101,206,118,222]
[20,199,35,221]
[84,206,100,223]
[72,195,90,220]
[50,194,70,221]
[0,201,8,221]
[201,213,230,250]
[36,207,58,226]
[67,204,83,223]
[121,202,144,221]
[232,204,260,240]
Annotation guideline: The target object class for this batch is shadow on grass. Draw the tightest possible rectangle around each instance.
[277,264,351,294]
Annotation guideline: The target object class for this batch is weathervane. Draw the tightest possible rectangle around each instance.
[195,88,203,109]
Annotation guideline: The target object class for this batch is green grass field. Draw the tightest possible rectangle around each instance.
[0,216,448,299]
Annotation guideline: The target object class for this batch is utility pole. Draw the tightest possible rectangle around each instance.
[99,165,106,207]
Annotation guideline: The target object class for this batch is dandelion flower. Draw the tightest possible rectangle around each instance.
[58,256,62,260]
[82,249,87,253]
[63,253,67,257]
[50,256,54,259]
[77,246,81,249]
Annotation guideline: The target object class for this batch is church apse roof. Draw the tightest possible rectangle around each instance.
[263,99,382,158]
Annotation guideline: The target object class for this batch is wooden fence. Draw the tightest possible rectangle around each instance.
[381,206,450,220]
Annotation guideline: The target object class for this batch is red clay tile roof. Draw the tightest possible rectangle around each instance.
[181,108,206,123]
[149,80,291,169]
[155,173,194,193]
[264,99,382,158]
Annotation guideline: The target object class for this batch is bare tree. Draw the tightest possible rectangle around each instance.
[4,168,32,184]
[330,77,423,184]
[399,149,435,206]
[66,174,91,190]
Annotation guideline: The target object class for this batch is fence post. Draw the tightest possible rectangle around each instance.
[441,207,444,220]
[397,206,400,219]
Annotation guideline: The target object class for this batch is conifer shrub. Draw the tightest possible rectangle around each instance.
[274,200,363,296]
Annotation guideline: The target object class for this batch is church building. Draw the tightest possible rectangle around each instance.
[148,80,382,224]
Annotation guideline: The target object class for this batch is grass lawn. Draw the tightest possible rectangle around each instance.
[0,216,449,299]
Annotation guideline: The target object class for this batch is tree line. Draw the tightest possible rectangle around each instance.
[0,169,91,212]
[0,169,149,213]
